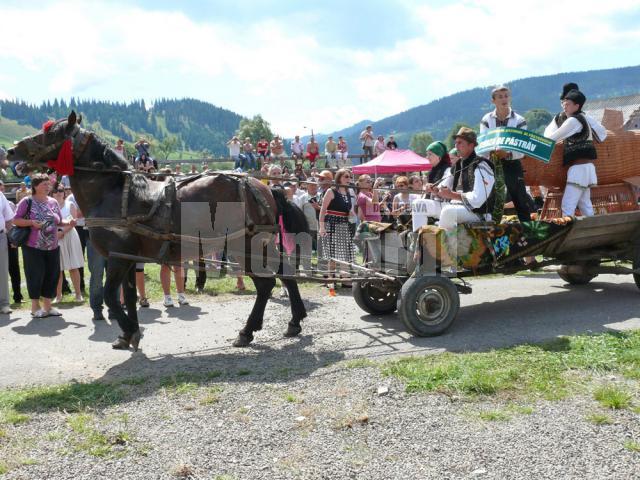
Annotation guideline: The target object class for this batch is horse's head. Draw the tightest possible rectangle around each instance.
[7,110,125,176]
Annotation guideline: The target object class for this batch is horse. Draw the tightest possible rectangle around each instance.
[7,111,310,351]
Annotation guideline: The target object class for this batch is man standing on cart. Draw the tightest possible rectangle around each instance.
[480,85,532,223]
[436,127,495,230]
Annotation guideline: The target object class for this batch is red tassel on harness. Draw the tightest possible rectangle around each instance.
[42,120,55,133]
[47,139,74,176]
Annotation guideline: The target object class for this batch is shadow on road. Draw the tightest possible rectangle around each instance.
[354,279,640,356]
[11,315,84,337]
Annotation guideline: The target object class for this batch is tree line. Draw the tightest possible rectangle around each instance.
[0,98,244,156]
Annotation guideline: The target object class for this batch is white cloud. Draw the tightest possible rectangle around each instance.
[0,0,638,135]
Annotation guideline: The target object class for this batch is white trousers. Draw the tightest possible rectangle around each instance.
[562,184,594,217]
[412,199,444,231]
[562,163,597,217]
[438,204,485,230]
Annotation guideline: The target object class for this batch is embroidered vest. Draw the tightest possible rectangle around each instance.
[452,153,496,215]
[555,112,597,166]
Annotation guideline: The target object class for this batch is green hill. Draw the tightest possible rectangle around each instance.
[0,98,244,156]
[319,64,640,149]
[0,116,37,150]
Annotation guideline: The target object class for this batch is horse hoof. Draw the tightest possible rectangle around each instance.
[130,330,142,352]
[232,332,254,347]
[111,335,130,350]
[284,324,302,338]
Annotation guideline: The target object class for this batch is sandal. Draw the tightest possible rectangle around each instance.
[31,309,49,318]
[47,307,63,316]
[139,297,150,308]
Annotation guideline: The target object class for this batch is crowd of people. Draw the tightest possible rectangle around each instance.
[225,127,401,172]
[0,80,605,315]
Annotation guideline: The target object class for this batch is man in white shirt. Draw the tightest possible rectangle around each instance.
[556,83,607,142]
[0,183,16,314]
[436,128,495,230]
[480,85,532,223]
[227,136,242,169]
[544,88,605,217]
[290,135,304,162]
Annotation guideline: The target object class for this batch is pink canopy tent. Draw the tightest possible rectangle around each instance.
[351,149,432,175]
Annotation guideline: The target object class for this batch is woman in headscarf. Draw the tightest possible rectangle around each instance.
[412,141,453,231]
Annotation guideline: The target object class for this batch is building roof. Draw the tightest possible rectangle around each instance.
[585,94,640,129]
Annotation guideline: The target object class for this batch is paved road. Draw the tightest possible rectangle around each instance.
[2,273,639,387]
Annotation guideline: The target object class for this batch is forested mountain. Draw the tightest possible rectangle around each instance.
[320,65,640,150]
[0,98,244,156]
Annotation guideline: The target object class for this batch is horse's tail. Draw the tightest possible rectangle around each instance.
[271,187,309,234]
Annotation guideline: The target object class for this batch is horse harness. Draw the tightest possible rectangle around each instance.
[21,122,93,165]
[84,171,279,256]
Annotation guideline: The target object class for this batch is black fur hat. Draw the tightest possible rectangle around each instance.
[563,89,586,109]
[561,82,579,99]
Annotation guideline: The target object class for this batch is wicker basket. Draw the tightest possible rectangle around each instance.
[523,129,640,187]
[539,183,639,220]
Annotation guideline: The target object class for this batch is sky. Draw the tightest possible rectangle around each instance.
[1,0,639,137]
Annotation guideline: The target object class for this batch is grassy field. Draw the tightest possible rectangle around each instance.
[382,330,640,401]
[0,117,38,149]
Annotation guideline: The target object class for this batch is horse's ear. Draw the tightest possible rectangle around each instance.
[77,114,83,125]
[67,111,77,127]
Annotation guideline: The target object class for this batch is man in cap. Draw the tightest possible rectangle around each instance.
[553,82,607,142]
[436,127,495,230]
[480,85,532,223]
[544,88,605,217]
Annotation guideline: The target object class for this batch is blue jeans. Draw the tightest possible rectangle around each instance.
[240,152,256,170]
[232,155,241,169]
[86,238,107,315]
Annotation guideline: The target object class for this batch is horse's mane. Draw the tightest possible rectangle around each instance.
[85,130,155,203]
[91,134,130,171]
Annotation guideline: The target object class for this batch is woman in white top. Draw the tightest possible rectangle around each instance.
[412,141,453,231]
[392,176,418,226]
[52,186,84,302]
[543,88,606,217]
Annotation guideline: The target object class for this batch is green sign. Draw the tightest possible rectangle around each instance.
[476,127,556,163]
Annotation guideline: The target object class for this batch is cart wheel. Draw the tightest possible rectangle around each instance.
[352,281,398,315]
[558,261,598,285]
[399,276,460,337]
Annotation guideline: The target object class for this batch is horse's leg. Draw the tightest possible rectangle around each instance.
[105,259,141,351]
[232,275,276,347]
[122,262,141,350]
[278,252,307,337]
[281,278,306,337]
